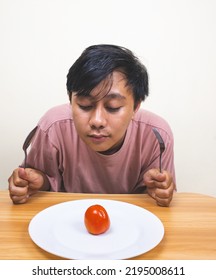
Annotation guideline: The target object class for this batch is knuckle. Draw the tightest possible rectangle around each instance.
[157,198,170,207]
[10,185,28,196]
[11,195,28,204]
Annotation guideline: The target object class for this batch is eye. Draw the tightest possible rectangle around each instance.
[106,107,121,113]
[78,104,93,111]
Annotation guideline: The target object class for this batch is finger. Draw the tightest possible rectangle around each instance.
[8,168,29,188]
[153,171,173,190]
[19,168,44,190]
[153,180,170,190]
[154,183,175,206]
[9,168,28,187]
[9,184,28,196]
[155,186,173,199]
[10,194,29,204]
[18,167,29,180]
[155,197,171,207]
[8,169,29,199]
[155,189,173,206]
[143,169,166,188]
[154,171,167,182]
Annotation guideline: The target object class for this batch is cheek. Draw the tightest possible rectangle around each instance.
[72,111,88,133]
[110,113,132,136]
[115,109,134,127]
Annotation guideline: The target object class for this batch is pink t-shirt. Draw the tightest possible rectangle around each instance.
[25,103,175,193]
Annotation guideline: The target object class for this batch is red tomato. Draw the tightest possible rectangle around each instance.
[84,204,110,235]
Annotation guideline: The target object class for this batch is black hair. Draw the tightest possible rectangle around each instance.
[66,44,149,106]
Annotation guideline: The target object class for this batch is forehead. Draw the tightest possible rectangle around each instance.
[78,71,132,101]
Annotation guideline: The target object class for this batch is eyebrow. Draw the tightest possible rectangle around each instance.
[105,92,126,100]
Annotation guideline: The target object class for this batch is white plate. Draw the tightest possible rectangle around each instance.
[28,199,164,259]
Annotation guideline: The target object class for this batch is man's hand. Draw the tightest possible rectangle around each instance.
[143,169,175,207]
[8,167,46,204]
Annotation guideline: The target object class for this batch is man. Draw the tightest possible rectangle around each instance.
[8,44,176,206]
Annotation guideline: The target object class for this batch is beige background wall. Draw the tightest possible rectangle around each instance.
[1,0,216,197]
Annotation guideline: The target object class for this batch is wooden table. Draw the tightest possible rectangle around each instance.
[0,190,216,260]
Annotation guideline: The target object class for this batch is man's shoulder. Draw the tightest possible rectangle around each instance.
[38,103,72,131]
[133,108,173,136]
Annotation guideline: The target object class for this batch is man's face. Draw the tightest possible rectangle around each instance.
[71,71,140,155]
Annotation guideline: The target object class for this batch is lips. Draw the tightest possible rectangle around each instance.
[88,134,109,143]
[89,134,109,138]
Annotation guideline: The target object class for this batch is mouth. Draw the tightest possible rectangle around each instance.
[88,134,109,143]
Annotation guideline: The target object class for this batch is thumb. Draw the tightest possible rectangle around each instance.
[143,169,160,183]
[18,167,29,181]
[154,171,166,182]
[18,167,43,190]
[18,167,37,182]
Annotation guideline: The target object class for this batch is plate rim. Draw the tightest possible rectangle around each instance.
[28,198,164,259]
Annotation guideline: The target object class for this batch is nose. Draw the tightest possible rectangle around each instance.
[89,107,107,129]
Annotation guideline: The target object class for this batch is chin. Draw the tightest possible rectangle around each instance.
[91,145,112,155]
